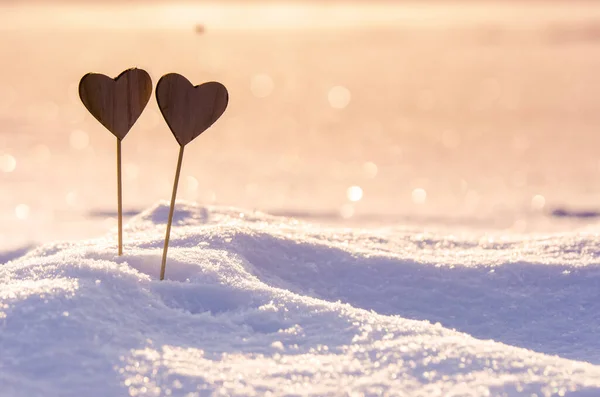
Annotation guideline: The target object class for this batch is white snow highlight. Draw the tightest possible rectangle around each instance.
[2,202,600,396]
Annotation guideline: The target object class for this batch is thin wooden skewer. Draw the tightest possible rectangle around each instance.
[160,145,185,280]
[116,139,123,256]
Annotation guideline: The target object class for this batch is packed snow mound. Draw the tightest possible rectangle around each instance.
[2,202,600,397]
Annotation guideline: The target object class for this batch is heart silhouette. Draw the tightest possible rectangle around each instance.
[155,73,229,146]
[79,68,152,140]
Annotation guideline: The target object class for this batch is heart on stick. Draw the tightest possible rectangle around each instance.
[79,68,152,140]
[155,73,229,146]
[155,73,228,280]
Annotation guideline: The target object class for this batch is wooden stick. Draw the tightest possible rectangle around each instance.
[117,139,123,256]
[160,145,185,280]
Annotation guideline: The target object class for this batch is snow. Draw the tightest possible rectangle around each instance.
[2,202,600,396]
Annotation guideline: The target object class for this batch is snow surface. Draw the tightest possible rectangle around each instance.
[2,201,600,396]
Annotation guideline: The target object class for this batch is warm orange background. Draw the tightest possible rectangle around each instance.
[1,1,600,248]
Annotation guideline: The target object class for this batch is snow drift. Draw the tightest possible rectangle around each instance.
[1,202,600,396]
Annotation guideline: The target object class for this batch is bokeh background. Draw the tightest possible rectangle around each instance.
[1,1,600,249]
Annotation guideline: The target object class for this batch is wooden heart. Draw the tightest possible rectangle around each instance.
[79,68,152,140]
[156,73,229,146]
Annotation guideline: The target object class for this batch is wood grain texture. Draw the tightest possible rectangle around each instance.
[79,68,152,140]
[156,73,229,146]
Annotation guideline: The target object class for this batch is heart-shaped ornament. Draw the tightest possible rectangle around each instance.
[79,68,152,140]
[156,73,229,146]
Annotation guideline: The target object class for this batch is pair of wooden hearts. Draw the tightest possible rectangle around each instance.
[79,68,228,279]
[79,68,228,146]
